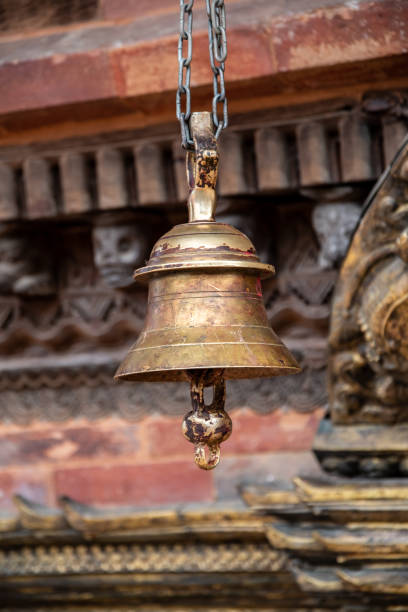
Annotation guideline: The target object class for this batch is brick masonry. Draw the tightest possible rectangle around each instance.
[0,0,406,142]
[54,461,214,506]
[0,409,324,509]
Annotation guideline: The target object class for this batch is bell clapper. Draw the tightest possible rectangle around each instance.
[182,369,232,470]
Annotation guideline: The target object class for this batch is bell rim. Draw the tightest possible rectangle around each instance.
[115,363,301,383]
[115,335,301,382]
[133,259,275,283]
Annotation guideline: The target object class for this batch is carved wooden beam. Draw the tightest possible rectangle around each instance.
[0,97,405,221]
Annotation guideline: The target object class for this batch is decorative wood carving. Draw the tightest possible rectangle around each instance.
[0,205,329,422]
[92,212,153,289]
[0,353,326,424]
[0,94,404,221]
[0,95,403,423]
[0,226,56,296]
[312,203,361,270]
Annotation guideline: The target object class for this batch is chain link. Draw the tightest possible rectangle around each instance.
[176,0,194,149]
[206,0,228,139]
[176,0,228,150]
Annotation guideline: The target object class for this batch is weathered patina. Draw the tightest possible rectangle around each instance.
[314,134,408,476]
[116,112,300,468]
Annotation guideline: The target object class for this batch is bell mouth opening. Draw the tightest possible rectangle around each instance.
[115,364,301,383]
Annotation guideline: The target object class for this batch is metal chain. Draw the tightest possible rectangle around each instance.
[206,0,228,140]
[177,0,194,149]
[176,0,228,150]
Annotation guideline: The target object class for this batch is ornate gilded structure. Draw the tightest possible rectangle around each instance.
[314,134,408,476]
[4,477,408,609]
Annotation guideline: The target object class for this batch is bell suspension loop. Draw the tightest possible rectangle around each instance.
[186,111,219,222]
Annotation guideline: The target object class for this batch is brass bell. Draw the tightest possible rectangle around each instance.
[116,112,300,469]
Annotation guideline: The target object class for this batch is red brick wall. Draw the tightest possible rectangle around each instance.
[0,408,323,510]
[0,0,406,145]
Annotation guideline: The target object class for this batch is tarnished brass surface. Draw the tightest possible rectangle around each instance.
[116,112,300,468]
[116,113,298,383]
[7,478,408,609]
[182,369,232,470]
[131,220,275,283]
[314,134,408,477]
[187,112,218,221]
[329,135,408,423]
[116,263,297,382]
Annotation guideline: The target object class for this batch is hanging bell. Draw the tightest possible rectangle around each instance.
[116,112,300,469]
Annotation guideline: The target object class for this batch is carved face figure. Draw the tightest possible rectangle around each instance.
[93,224,149,288]
[0,236,26,291]
[0,235,55,295]
[312,203,361,269]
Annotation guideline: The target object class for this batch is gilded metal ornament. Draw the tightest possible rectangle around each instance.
[6,478,408,609]
[314,134,408,476]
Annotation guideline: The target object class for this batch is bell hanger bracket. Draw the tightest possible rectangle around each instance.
[187,112,219,223]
